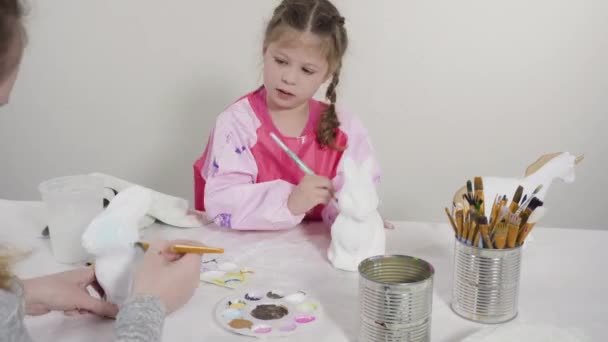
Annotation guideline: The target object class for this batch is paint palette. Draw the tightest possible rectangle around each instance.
[200,256,254,289]
[215,288,321,338]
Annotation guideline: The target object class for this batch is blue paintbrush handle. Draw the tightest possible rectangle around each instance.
[269,132,315,175]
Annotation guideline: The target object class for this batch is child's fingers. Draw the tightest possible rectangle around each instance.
[171,253,203,286]
[383,219,396,230]
[142,240,172,265]
[89,279,107,300]
[308,175,333,190]
[319,179,334,191]
[315,189,333,205]
[74,290,119,318]
[63,309,81,316]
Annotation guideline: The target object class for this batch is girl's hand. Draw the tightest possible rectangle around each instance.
[22,268,118,318]
[383,218,395,229]
[288,175,334,215]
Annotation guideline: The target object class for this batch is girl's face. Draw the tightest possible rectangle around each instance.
[263,28,332,111]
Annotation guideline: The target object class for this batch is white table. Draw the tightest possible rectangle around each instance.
[2,199,607,341]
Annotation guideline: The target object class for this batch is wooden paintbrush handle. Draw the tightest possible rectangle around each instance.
[456,211,464,239]
[445,208,458,235]
[170,245,224,254]
[467,221,477,244]
[480,225,493,249]
[473,229,481,248]
[517,223,536,246]
[139,242,224,254]
[506,223,519,248]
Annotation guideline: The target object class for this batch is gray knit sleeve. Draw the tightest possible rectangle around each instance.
[0,279,34,342]
[114,295,166,342]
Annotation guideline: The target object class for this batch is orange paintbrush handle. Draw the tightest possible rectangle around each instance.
[139,242,224,254]
[170,244,224,254]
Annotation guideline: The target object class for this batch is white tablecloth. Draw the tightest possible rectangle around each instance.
[1,199,606,341]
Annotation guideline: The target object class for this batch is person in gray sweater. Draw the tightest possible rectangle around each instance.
[1,240,201,342]
[1,1,202,341]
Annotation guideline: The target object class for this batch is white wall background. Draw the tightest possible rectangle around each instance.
[1,0,606,229]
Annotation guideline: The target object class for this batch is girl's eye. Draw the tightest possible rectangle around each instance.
[302,68,315,75]
[275,58,287,65]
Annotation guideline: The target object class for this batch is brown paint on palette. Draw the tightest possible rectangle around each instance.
[228,319,254,330]
[267,291,284,299]
[251,304,289,320]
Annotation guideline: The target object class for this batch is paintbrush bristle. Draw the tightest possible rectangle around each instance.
[533,184,543,195]
[474,177,483,191]
[467,180,473,193]
[507,213,521,226]
[513,185,524,204]
[528,197,544,211]
[495,221,508,232]
[476,216,488,225]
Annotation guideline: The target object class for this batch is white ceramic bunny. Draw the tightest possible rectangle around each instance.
[82,186,151,305]
[327,156,386,272]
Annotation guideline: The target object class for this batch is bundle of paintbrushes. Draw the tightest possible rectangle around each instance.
[444,177,547,249]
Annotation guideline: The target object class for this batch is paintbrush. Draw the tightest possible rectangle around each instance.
[466,180,474,203]
[506,213,521,248]
[491,196,508,235]
[467,211,479,244]
[478,216,493,249]
[493,221,509,249]
[517,207,547,246]
[455,208,464,240]
[269,132,338,206]
[136,242,224,255]
[270,132,315,175]
[489,195,500,226]
[509,186,524,213]
[473,216,484,247]
[518,185,544,214]
[462,193,475,207]
[462,211,471,243]
[518,197,543,228]
[445,207,458,235]
[474,177,485,215]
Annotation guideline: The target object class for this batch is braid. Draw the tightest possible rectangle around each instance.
[317,71,342,149]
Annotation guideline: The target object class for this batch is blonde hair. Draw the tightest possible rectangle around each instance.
[0,0,26,83]
[1,253,12,289]
[264,0,348,149]
[1,0,25,290]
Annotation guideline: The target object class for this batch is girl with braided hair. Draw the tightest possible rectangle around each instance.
[194,0,382,230]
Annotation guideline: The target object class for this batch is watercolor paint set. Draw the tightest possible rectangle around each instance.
[214,288,321,338]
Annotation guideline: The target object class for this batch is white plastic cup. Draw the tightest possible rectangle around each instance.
[39,175,104,264]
